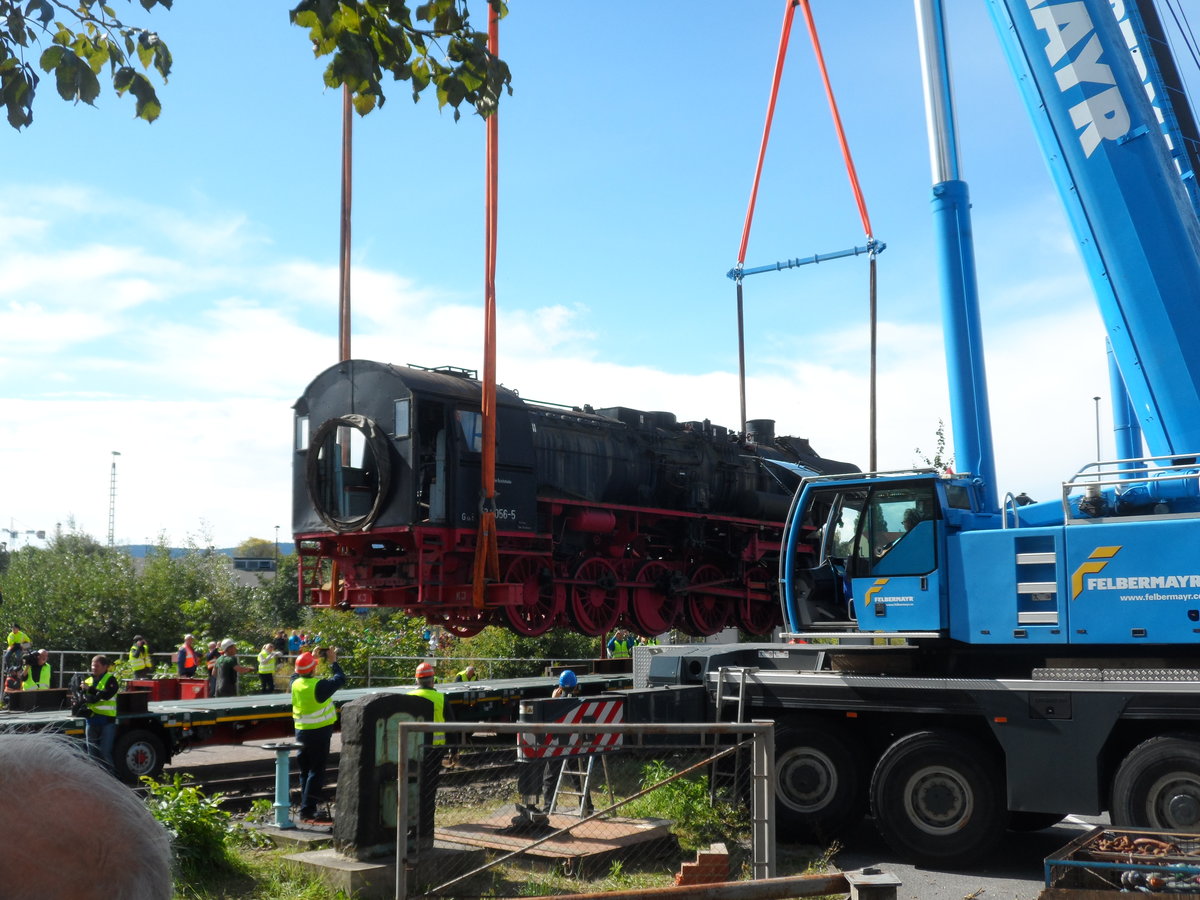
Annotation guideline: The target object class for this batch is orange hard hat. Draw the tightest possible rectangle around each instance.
[415,661,435,679]
[294,651,318,675]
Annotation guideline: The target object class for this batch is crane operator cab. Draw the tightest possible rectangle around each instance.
[782,472,967,634]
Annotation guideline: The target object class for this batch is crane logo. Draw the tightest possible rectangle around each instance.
[1071,545,1122,599]
[1027,0,1131,158]
[864,579,888,606]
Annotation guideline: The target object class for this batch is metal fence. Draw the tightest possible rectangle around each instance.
[392,720,775,900]
[364,657,599,687]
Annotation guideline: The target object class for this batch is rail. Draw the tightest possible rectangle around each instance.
[1060,453,1200,523]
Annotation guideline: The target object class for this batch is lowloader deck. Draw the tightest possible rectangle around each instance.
[0,670,632,782]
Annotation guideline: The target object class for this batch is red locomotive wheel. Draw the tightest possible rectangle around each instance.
[438,607,493,638]
[737,598,781,636]
[627,560,684,637]
[681,564,734,636]
[568,557,623,636]
[738,570,782,635]
[501,555,560,637]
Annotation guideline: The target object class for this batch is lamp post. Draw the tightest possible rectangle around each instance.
[274,525,280,565]
[1093,396,1102,461]
[108,450,121,547]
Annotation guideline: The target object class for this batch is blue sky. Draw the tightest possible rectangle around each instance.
[3,0,1181,549]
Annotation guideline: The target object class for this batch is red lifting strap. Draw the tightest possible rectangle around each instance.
[798,0,874,241]
[473,5,501,607]
[736,0,799,267]
[737,0,876,266]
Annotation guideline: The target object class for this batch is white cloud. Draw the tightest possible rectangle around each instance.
[0,181,1119,550]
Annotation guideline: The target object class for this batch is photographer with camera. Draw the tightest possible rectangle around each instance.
[78,655,120,769]
[291,646,345,825]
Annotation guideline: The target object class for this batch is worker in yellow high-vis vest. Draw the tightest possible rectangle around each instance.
[290,648,345,825]
[80,655,120,769]
[407,662,455,840]
[257,642,280,694]
[128,636,153,675]
[22,649,50,690]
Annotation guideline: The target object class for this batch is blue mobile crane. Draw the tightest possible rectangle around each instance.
[634,0,1200,867]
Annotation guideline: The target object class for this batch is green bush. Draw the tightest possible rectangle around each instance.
[621,759,747,852]
[141,773,245,883]
[456,627,600,679]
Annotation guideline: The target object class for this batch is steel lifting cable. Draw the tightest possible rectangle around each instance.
[797,0,881,469]
[472,6,502,608]
[734,0,799,434]
[732,0,883,468]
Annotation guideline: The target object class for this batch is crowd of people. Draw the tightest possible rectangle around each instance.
[0,618,644,842]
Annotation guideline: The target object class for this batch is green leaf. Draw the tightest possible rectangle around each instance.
[53,54,81,101]
[351,91,375,116]
[112,65,133,92]
[151,38,172,79]
[38,45,64,73]
[27,1,55,26]
[77,63,100,104]
[137,32,157,69]
[1,65,35,128]
[7,8,29,48]
[125,70,160,121]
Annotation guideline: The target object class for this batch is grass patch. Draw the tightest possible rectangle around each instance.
[173,848,354,899]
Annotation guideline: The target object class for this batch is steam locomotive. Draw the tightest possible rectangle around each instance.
[292,360,857,637]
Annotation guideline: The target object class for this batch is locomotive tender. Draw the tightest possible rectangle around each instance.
[292,360,856,637]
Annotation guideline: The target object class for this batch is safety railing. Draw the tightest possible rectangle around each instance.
[393,720,776,900]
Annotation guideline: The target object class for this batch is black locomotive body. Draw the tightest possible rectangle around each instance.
[293,360,856,637]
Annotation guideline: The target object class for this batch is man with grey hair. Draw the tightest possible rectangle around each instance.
[0,733,173,898]
[176,633,199,677]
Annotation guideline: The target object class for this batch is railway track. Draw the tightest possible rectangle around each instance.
[167,749,521,811]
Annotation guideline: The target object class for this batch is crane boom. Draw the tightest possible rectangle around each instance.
[987,0,1200,459]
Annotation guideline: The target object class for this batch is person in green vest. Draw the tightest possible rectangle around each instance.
[80,655,119,769]
[256,642,280,694]
[408,661,455,840]
[291,648,345,825]
[128,635,153,675]
[453,665,477,682]
[22,649,50,690]
[606,629,634,659]
[5,623,31,671]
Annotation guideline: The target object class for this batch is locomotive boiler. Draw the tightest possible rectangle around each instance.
[292,360,856,637]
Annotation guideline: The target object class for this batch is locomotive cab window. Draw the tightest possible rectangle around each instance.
[295,415,309,452]
[456,409,484,454]
[394,399,411,439]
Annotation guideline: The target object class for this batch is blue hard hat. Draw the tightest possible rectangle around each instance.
[558,670,577,688]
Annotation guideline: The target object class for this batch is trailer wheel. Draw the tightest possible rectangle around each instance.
[774,718,867,842]
[1113,734,1200,830]
[113,728,166,783]
[870,730,1005,867]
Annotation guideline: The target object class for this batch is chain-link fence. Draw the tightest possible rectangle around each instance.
[392,720,774,900]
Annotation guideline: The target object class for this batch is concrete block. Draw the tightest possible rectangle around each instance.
[284,848,395,899]
[334,692,435,857]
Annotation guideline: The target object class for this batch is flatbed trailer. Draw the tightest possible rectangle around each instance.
[0,670,631,782]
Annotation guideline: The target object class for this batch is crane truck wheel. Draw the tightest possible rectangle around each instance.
[869,730,1006,867]
[1113,734,1200,831]
[773,717,868,842]
[112,728,166,784]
